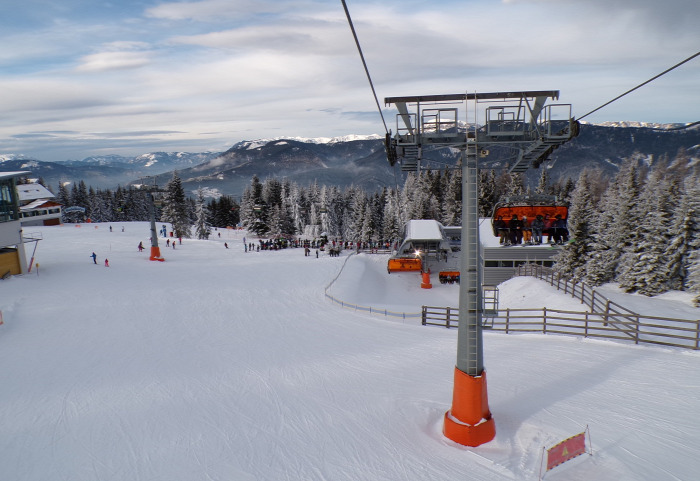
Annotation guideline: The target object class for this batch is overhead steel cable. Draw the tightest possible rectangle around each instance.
[577,50,700,121]
[340,0,389,134]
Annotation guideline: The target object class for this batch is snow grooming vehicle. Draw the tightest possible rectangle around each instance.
[491,194,568,245]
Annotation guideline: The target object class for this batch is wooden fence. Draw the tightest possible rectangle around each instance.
[422,263,700,350]
[421,306,700,350]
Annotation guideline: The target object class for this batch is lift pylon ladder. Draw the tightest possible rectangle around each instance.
[384,90,579,447]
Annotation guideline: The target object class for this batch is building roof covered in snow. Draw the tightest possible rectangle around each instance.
[17,183,55,202]
[403,219,444,241]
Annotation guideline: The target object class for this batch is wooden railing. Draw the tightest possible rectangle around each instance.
[421,306,700,350]
[422,263,700,349]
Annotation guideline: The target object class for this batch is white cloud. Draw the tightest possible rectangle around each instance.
[145,0,287,22]
[0,0,698,161]
[76,50,152,72]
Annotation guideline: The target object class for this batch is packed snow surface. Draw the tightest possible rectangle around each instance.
[1,222,699,481]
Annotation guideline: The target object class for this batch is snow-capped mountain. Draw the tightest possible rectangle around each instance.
[0,151,221,189]
[2,124,698,195]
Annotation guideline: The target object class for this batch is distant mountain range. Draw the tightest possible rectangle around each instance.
[2,123,698,198]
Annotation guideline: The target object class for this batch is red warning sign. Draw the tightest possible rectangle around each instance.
[546,431,586,471]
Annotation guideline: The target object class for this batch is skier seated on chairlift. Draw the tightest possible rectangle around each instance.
[531,215,544,245]
[494,216,510,245]
[509,214,523,245]
[552,214,569,245]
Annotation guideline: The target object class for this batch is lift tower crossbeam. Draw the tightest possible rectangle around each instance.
[385,90,579,447]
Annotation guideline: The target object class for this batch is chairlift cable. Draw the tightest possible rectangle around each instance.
[577,50,700,121]
[340,0,389,134]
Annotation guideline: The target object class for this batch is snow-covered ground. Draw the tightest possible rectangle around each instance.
[1,222,699,481]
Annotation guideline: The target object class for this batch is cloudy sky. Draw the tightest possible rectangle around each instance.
[1,0,698,161]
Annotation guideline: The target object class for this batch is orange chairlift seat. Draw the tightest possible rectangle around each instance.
[387,257,422,273]
[491,195,568,238]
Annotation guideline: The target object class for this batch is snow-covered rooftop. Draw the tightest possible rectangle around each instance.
[405,219,444,240]
[16,183,55,201]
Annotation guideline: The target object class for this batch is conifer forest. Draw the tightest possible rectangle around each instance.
[41,151,700,303]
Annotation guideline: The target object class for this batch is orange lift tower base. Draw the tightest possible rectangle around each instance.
[150,246,165,262]
[420,271,432,289]
[443,368,495,446]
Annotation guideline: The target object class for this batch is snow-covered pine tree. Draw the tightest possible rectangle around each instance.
[382,188,402,244]
[617,163,675,295]
[442,167,462,226]
[535,167,550,195]
[161,171,191,238]
[287,183,306,235]
[553,169,596,282]
[239,188,253,230]
[666,173,700,291]
[477,168,496,218]
[242,175,269,236]
[340,187,356,241]
[74,180,89,211]
[360,202,374,242]
[584,161,639,285]
[87,187,107,222]
[500,170,525,198]
[687,248,700,306]
[349,189,367,242]
[322,186,343,239]
[279,187,296,236]
[100,189,116,222]
[194,187,211,240]
[56,182,70,210]
[267,205,283,237]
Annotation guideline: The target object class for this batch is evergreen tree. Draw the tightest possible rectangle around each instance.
[500,170,525,198]
[617,164,674,295]
[239,189,254,229]
[326,186,346,239]
[74,180,89,211]
[477,168,496,218]
[586,158,642,285]
[382,189,402,244]
[194,187,211,240]
[267,205,283,237]
[349,189,367,242]
[87,187,107,222]
[554,169,595,282]
[161,171,191,238]
[243,176,269,236]
[441,168,461,226]
[360,202,374,241]
[535,168,550,195]
[666,174,700,291]
[687,249,700,306]
[56,182,71,222]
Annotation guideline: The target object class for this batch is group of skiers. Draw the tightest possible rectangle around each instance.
[90,251,109,267]
[494,213,569,246]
